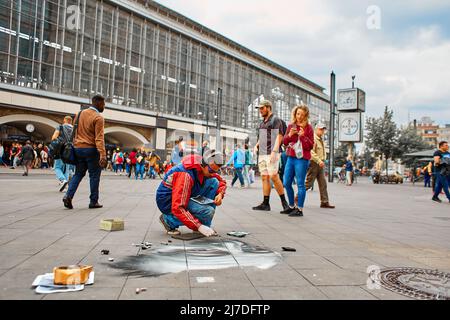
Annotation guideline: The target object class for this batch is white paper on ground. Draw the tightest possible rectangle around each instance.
[35,284,85,294]
[32,271,95,294]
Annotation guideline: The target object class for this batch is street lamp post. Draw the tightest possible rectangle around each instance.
[328,71,336,183]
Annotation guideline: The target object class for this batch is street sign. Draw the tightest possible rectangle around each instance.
[337,88,365,112]
[338,112,363,142]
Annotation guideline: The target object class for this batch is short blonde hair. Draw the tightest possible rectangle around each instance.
[64,116,73,124]
[290,105,310,125]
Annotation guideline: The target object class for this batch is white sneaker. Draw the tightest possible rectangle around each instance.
[59,180,68,192]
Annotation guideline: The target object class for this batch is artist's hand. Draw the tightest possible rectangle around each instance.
[298,127,305,137]
[214,193,223,206]
[319,161,325,168]
[198,225,216,237]
[99,158,107,168]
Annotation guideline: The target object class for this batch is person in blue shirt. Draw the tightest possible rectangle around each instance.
[171,137,184,165]
[345,155,354,186]
[432,141,450,203]
[226,144,246,188]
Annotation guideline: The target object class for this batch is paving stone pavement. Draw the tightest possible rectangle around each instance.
[0,169,449,300]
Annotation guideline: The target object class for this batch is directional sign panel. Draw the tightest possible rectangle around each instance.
[338,112,363,142]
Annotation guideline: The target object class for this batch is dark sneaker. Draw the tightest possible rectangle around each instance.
[63,196,73,209]
[89,203,103,209]
[59,180,68,192]
[432,197,442,203]
[159,214,181,235]
[320,203,335,209]
[252,203,271,211]
[289,208,304,217]
[280,206,295,214]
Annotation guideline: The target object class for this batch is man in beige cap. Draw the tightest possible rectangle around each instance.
[305,123,335,208]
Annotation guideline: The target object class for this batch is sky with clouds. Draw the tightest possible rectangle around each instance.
[155,0,450,126]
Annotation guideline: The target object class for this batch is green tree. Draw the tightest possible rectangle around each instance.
[365,106,398,174]
[393,126,430,167]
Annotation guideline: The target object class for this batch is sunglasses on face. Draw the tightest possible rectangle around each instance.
[207,164,218,174]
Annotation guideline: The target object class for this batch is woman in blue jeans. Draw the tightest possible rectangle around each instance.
[281,105,314,216]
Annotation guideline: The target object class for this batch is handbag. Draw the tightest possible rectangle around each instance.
[61,110,83,165]
[291,137,303,159]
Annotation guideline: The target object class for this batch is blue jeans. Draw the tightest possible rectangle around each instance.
[148,166,156,179]
[54,159,74,182]
[433,172,450,200]
[232,167,245,187]
[283,156,310,208]
[66,148,101,204]
[135,163,145,180]
[424,175,431,188]
[163,178,219,229]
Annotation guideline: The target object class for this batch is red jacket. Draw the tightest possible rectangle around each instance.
[129,151,137,165]
[157,154,227,231]
[283,123,314,160]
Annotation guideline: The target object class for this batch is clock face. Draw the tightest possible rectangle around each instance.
[26,124,35,133]
[337,89,357,111]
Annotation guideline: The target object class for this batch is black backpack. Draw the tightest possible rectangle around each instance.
[60,111,82,165]
[48,125,68,159]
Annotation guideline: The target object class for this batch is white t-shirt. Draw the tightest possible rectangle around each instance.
[40,150,48,163]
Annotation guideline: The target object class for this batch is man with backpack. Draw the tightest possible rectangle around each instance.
[252,100,290,213]
[51,116,74,192]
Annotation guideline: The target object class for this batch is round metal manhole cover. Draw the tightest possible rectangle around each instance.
[373,267,450,300]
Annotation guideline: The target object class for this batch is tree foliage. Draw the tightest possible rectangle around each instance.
[365,106,398,172]
[364,106,431,170]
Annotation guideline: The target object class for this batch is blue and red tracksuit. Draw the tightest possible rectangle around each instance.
[156,154,227,231]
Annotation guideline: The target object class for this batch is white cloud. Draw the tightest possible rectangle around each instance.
[157,0,450,125]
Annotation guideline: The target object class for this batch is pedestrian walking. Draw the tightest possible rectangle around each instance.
[0,142,6,167]
[345,156,354,186]
[135,148,146,180]
[40,148,49,169]
[423,162,432,188]
[226,144,245,188]
[305,123,335,209]
[114,149,124,175]
[51,116,74,192]
[431,141,450,203]
[19,140,35,176]
[171,137,184,165]
[200,140,210,157]
[243,144,254,187]
[63,95,107,209]
[128,148,137,178]
[281,105,314,217]
[252,100,290,213]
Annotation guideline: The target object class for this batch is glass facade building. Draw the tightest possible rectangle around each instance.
[0,0,329,133]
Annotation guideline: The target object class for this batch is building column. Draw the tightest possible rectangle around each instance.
[155,118,168,160]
